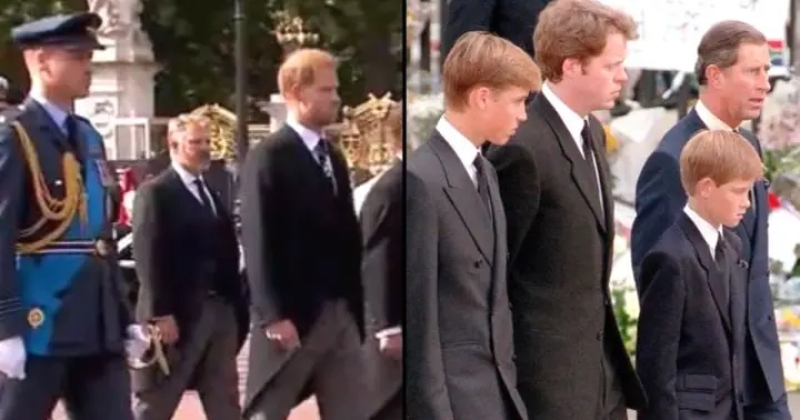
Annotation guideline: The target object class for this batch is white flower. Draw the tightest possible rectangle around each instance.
[407,92,444,149]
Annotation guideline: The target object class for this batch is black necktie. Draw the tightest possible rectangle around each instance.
[314,141,337,195]
[193,178,214,214]
[472,155,492,218]
[580,122,603,214]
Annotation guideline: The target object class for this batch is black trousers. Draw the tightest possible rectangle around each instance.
[0,354,132,420]
[371,392,402,420]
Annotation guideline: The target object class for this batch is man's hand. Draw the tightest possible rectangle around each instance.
[0,336,26,379]
[152,316,179,344]
[376,327,402,360]
[264,319,300,351]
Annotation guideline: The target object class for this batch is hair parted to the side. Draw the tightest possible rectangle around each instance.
[680,129,764,195]
[277,48,337,96]
[534,0,637,82]
[695,20,766,85]
[443,31,541,111]
[167,113,210,143]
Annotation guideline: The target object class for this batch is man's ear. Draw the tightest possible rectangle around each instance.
[696,177,715,198]
[283,84,303,102]
[562,57,582,78]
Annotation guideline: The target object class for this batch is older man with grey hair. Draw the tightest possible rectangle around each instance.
[131,113,249,420]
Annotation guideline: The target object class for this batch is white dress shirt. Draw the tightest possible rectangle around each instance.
[436,116,481,188]
[171,162,217,216]
[30,92,69,134]
[285,114,338,195]
[354,153,402,217]
[541,83,604,213]
[683,205,723,259]
[694,100,737,132]
[286,113,323,153]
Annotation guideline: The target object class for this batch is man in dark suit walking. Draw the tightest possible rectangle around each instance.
[406,31,538,420]
[131,113,249,420]
[356,103,403,420]
[239,48,367,420]
[636,130,764,420]
[631,21,790,419]
[486,1,647,419]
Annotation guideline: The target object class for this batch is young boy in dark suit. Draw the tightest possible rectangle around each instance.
[636,129,764,420]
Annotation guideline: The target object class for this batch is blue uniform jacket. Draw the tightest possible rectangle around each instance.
[0,98,132,356]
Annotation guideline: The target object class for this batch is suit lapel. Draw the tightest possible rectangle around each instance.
[207,185,231,221]
[533,95,605,231]
[429,133,494,264]
[487,164,506,305]
[589,121,615,239]
[678,215,732,334]
[724,231,745,347]
[329,143,351,197]
[736,132,761,235]
[281,125,337,196]
[166,168,214,217]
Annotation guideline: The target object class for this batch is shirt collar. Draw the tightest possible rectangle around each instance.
[683,204,723,251]
[171,161,204,186]
[29,92,69,133]
[695,100,737,131]
[286,113,322,151]
[542,82,587,139]
[435,116,480,172]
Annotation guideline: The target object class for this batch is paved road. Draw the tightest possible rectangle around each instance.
[52,334,320,420]
[627,392,800,419]
[49,331,800,419]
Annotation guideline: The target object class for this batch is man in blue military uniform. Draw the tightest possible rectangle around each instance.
[0,12,147,420]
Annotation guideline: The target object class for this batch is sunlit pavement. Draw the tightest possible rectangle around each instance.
[51,331,800,419]
[52,334,321,420]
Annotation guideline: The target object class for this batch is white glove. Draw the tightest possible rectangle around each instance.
[0,336,26,379]
[375,326,402,340]
[124,324,151,361]
[375,326,402,360]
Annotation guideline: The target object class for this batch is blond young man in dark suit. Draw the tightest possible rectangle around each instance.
[407,31,539,420]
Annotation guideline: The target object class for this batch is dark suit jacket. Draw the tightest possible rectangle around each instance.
[631,110,787,407]
[406,132,527,420]
[131,167,249,341]
[359,160,403,418]
[361,160,403,331]
[238,125,364,414]
[636,214,746,420]
[443,0,550,61]
[486,93,646,419]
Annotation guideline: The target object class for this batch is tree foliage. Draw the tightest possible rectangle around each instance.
[0,0,401,117]
[141,0,402,116]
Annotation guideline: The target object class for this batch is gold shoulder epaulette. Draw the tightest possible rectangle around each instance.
[11,121,87,253]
